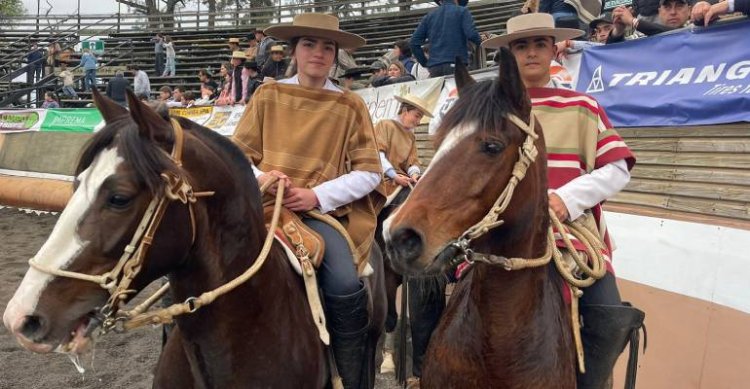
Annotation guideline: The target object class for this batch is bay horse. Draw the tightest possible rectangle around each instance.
[383,50,576,388]
[2,89,386,388]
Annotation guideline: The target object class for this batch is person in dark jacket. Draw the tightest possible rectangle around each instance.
[243,60,262,103]
[410,0,482,77]
[105,70,130,106]
[26,43,44,84]
[692,0,749,25]
[393,39,416,74]
[261,45,289,79]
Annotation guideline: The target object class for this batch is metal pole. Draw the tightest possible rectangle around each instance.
[77,0,81,31]
[36,0,40,32]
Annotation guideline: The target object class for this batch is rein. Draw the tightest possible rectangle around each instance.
[27,119,284,334]
[442,113,607,373]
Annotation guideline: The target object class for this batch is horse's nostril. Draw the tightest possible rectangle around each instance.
[391,227,424,262]
[19,315,46,340]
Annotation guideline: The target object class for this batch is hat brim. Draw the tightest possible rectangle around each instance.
[589,18,612,30]
[264,25,365,49]
[394,95,433,118]
[481,27,584,49]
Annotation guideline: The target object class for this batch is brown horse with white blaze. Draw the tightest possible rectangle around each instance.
[3,89,386,388]
[383,50,576,388]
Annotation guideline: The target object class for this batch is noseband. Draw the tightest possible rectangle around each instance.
[28,119,216,333]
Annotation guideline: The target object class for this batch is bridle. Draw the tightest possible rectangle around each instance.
[433,112,609,373]
[28,119,217,333]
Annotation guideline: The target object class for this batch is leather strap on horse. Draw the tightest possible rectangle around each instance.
[122,177,286,331]
[446,112,611,374]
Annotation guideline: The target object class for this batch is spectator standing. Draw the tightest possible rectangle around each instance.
[329,47,358,79]
[410,0,482,77]
[79,48,97,91]
[254,28,275,69]
[245,34,258,60]
[195,84,216,105]
[230,51,248,103]
[152,33,165,77]
[130,64,151,100]
[393,39,415,74]
[26,43,43,84]
[215,63,235,106]
[45,42,61,77]
[58,62,77,99]
[216,62,232,100]
[261,45,289,80]
[228,37,241,55]
[105,70,129,106]
[41,91,60,108]
[589,13,613,42]
[634,0,662,23]
[162,36,176,77]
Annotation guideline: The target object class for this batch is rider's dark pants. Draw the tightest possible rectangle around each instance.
[302,218,361,296]
[579,271,621,306]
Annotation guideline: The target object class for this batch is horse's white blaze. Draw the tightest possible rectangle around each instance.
[383,122,478,241]
[3,147,122,331]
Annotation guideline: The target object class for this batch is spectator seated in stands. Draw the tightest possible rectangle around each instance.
[589,12,614,42]
[538,0,580,25]
[167,86,186,107]
[393,39,416,74]
[215,64,235,106]
[198,68,219,98]
[58,62,77,99]
[692,0,749,25]
[411,0,482,77]
[608,0,693,43]
[371,61,416,87]
[41,91,59,109]
[368,60,388,86]
[261,45,289,80]
[158,86,173,102]
[410,44,431,81]
[244,60,262,103]
[182,91,196,107]
[339,67,369,91]
[195,83,216,106]
[229,51,248,104]
[129,64,151,100]
[105,70,129,106]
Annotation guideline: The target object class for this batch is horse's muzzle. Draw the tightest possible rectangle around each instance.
[385,226,426,275]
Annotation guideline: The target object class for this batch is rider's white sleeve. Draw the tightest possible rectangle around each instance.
[550,159,630,221]
[312,171,381,214]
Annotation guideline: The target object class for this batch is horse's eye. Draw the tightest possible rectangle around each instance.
[107,194,132,209]
[480,141,505,155]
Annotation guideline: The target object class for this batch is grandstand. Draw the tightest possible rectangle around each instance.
[0,0,523,108]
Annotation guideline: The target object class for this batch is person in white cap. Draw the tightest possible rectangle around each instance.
[232,13,385,389]
[483,13,644,389]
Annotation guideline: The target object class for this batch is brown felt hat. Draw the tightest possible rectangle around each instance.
[264,13,366,49]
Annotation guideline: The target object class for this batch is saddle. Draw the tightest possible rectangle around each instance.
[263,204,325,268]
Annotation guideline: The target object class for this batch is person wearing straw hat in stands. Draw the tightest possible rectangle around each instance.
[230,51,248,104]
[261,45,289,80]
[232,13,385,389]
[228,37,241,54]
[482,13,643,389]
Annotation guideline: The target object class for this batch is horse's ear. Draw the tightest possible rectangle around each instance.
[496,47,531,116]
[91,87,128,123]
[126,90,173,143]
[454,57,475,94]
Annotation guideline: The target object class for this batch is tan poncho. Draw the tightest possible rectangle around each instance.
[375,119,421,196]
[232,82,385,270]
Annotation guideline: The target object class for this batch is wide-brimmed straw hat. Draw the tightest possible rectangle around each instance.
[264,13,366,49]
[482,13,584,49]
[270,45,285,53]
[394,93,433,118]
[231,51,247,59]
[228,37,241,44]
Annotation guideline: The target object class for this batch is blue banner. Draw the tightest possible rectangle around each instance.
[575,20,750,127]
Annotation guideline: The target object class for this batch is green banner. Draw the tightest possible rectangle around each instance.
[40,109,103,133]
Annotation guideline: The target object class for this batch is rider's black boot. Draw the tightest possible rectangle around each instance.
[326,285,370,389]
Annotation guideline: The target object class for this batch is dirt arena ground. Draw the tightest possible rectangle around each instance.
[0,207,401,388]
